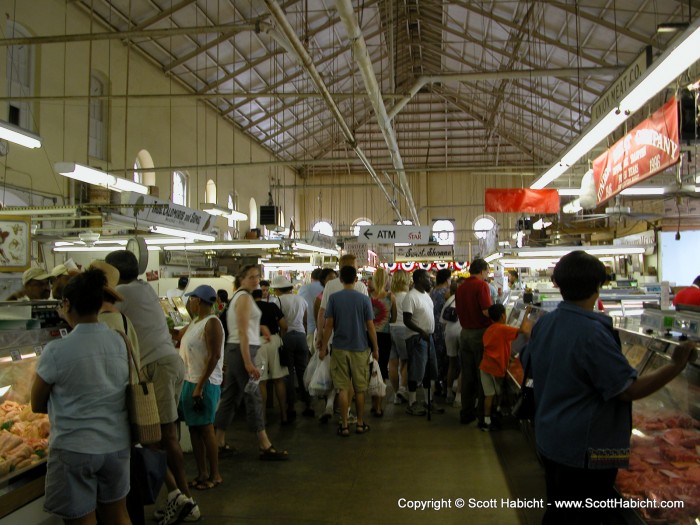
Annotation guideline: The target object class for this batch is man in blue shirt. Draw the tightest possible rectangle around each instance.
[526,250,695,524]
[320,266,379,437]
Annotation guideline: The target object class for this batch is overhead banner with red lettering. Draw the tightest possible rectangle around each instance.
[593,97,680,206]
[484,188,560,213]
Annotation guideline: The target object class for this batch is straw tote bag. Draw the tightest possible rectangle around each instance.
[117,330,162,445]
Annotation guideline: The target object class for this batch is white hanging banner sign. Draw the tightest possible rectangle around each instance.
[119,192,214,233]
[394,245,454,262]
[358,225,431,244]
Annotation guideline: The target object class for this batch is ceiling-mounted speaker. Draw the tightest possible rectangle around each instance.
[260,205,279,226]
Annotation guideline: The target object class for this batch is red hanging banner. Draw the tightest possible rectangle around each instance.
[593,97,680,206]
[484,188,560,213]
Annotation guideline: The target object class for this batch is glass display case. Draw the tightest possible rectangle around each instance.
[0,323,64,518]
[615,328,700,524]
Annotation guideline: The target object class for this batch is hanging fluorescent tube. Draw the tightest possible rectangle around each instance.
[55,162,149,194]
[532,16,700,189]
[293,242,338,255]
[149,225,215,242]
[516,246,645,257]
[163,242,280,251]
[620,187,665,196]
[226,210,248,221]
[484,252,504,263]
[0,120,41,148]
[53,245,161,252]
[200,203,248,221]
[557,189,581,196]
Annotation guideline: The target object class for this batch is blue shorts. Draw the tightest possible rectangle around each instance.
[44,447,130,519]
[180,380,221,426]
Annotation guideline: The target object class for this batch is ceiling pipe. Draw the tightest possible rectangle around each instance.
[335,0,420,225]
[387,67,623,121]
[264,0,404,222]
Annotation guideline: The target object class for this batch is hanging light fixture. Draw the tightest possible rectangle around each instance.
[0,120,42,148]
[55,162,149,194]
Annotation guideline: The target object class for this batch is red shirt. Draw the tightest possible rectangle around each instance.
[673,285,700,306]
[481,323,519,377]
[455,277,492,329]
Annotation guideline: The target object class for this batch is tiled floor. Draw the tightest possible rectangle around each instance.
[153,393,547,525]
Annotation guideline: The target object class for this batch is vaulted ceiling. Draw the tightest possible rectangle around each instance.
[72,0,700,198]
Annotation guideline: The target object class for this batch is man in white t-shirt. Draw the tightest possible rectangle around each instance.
[272,275,313,419]
[403,269,444,416]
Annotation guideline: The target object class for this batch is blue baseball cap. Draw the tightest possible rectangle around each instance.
[184,284,217,305]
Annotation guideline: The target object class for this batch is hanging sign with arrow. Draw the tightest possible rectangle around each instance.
[358,225,431,245]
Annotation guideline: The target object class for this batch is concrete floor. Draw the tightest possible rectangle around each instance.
[154,395,547,525]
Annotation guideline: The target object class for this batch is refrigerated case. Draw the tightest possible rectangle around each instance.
[615,325,700,524]
[0,326,61,519]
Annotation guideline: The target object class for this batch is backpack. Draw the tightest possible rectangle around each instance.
[219,289,249,340]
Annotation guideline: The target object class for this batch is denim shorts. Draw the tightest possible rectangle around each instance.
[44,447,130,519]
[406,334,439,383]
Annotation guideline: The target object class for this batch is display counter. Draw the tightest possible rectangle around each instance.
[0,326,60,519]
[615,320,700,524]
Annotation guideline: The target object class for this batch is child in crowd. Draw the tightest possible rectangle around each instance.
[479,304,531,431]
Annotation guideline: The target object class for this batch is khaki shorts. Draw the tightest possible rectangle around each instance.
[480,370,503,397]
[255,334,289,380]
[330,348,371,392]
[142,354,185,424]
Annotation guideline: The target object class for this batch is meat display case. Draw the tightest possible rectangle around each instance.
[616,317,700,525]
[0,322,64,519]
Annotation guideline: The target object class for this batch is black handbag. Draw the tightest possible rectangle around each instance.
[278,345,292,368]
[512,357,535,420]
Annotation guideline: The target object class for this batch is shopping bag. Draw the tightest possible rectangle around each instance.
[118,331,162,445]
[304,351,320,390]
[308,356,333,396]
[367,357,386,397]
[131,446,167,505]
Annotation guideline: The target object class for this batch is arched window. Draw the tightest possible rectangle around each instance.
[312,221,333,237]
[133,158,143,185]
[205,179,216,203]
[432,219,455,245]
[352,218,372,236]
[6,22,35,130]
[473,215,496,240]
[249,197,258,229]
[88,73,107,160]
[172,171,188,206]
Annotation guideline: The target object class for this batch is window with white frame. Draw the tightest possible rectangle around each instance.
[172,171,188,206]
[352,218,372,237]
[473,215,496,239]
[88,73,107,160]
[432,219,455,245]
[6,22,35,130]
[312,221,333,237]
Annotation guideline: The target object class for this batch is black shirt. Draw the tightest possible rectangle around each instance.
[255,300,284,335]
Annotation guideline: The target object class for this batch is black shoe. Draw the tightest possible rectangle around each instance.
[424,402,445,414]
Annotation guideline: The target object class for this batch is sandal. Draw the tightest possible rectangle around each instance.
[259,445,289,460]
[194,479,222,491]
[337,425,350,437]
[356,422,370,434]
[218,443,237,456]
[187,478,207,488]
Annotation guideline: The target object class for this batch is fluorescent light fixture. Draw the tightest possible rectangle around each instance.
[499,258,558,269]
[557,189,581,196]
[563,199,583,214]
[293,242,338,255]
[516,246,645,257]
[532,219,553,230]
[149,225,215,242]
[0,206,79,216]
[0,120,41,148]
[53,245,161,252]
[532,16,700,189]
[163,242,281,251]
[0,385,11,397]
[55,162,149,194]
[200,203,248,221]
[620,187,665,196]
[484,252,504,263]
[263,262,316,271]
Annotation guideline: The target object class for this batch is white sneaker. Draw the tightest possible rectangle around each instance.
[157,494,196,525]
[182,502,201,522]
[153,491,181,520]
